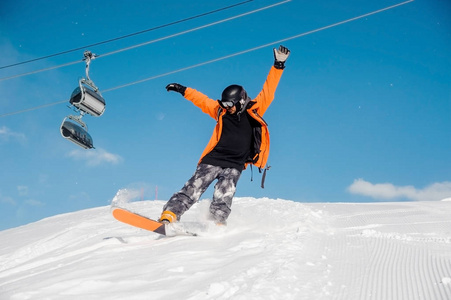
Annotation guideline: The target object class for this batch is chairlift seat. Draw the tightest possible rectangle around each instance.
[70,84,105,117]
[60,119,94,149]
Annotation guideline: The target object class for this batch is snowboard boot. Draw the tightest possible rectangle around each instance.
[215,219,227,226]
[158,210,177,224]
[208,213,227,226]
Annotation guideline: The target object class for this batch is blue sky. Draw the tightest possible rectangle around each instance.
[0,0,450,230]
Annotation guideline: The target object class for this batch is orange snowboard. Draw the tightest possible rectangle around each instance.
[112,207,166,235]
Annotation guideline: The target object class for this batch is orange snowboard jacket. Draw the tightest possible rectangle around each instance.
[183,66,284,170]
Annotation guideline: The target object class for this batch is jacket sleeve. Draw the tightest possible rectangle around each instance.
[252,66,284,116]
[184,87,220,120]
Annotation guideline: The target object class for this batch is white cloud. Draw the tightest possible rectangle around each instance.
[0,193,16,205]
[156,112,166,121]
[67,148,123,166]
[347,179,451,201]
[17,186,28,196]
[0,126,26,143]
[68,191,91,202]
[25,199,45,207]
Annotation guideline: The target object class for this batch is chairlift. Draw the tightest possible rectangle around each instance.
[69,51,105,117]
[70,79,105,117]
[60,115,94,149]
[61,50,104,149]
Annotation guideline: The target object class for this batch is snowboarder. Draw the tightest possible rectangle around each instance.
[159,45,290,225]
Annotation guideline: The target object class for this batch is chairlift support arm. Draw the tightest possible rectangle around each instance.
[82,50,99,92]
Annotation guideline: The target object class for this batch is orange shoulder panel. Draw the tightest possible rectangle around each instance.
[252,66,284,116]
[184,87,220,120]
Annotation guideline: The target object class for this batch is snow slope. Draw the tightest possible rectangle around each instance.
[1,196,451,300]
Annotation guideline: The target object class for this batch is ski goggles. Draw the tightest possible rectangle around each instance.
[220,101,235,108]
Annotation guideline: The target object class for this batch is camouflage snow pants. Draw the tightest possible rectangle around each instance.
[163,163,242,223]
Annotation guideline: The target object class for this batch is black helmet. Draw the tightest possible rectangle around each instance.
[220,84,247,108]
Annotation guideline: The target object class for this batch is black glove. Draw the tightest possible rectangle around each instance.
[166,83,186,96]
[273,45,290,70]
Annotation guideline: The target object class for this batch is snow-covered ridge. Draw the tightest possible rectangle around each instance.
[1,197,450,299]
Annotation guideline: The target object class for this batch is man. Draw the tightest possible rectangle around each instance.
[159,45,290,225]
